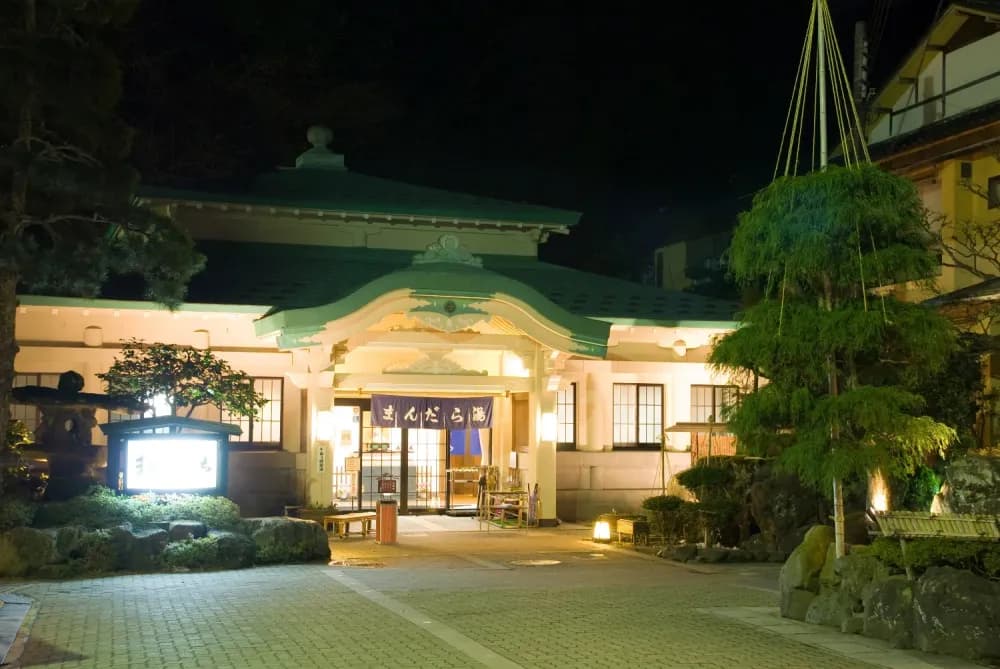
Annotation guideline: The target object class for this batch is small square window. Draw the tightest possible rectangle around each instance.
[988,175,1000,209]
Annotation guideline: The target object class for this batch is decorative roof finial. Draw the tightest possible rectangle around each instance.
[306,125,333,149]
[295,125,345,170]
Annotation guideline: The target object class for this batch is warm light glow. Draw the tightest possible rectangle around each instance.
[501,352,529,377]
[315,410,335,442]
[672,339,687,357]
[541,412,557,442]
[593,520,612,541]
[870,470,890,513]
[125,439,218,491]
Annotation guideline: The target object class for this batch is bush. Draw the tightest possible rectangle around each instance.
[0,496,36,531]
[133,494,242,530]
[676,464,734,491]
[76,529,119,573]
[641,495,699,542]
[163,537,220,570]
[891,465,941,512]
[32,487,241,530]
[865,536,1000,578]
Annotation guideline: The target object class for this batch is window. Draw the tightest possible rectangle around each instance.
[222,377,283,448]
[556,383,576,450]
[613,383,663,448]
[11,373,60,434]
[988,175,1000,209]
[690,385,739,423]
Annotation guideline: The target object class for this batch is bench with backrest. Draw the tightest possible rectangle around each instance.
[323,511,377,538]
[875,511,1000,578]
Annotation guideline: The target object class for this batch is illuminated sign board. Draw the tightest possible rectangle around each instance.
[125,438,220,492]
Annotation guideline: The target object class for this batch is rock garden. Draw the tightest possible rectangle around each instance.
[0,487,330,578]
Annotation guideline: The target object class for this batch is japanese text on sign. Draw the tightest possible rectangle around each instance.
[371,395,494,429]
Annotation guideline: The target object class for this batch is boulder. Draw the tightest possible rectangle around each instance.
[818,543,838,589]
[46,525,86,561]
[168,520,208,541]
[862,575,913,648]
[913,566,1000,661]
[784,590,818,621]
[244,517,330,564]
[941,455,1000,516]
[209,530,256,569]
[124,529,168,571]
[767,550,787,563]
[667,544,699,563]
[837,552,890,603]
[805,589,855,629]
[780,525,834,619]
[0,527,55,576]
[739,534,770,562]
[698,547,729,563]
[727,548,751,563]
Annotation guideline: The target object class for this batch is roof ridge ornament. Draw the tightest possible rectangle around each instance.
[294,125,346,170]
[412,234,483,267]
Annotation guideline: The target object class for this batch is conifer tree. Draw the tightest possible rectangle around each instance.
[0,0,203,450]
[711,165,957,556]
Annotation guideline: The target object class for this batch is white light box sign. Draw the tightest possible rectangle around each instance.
[125,438,219,491]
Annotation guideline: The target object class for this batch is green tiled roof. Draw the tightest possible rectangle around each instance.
[168,241,738,326]
[140,168,580,228]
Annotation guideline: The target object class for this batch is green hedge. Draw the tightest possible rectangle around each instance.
[863,536,1000,578]
[32,487,241,530]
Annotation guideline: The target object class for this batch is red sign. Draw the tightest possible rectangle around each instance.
[378,477,397,494]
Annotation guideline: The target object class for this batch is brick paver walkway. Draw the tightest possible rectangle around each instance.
[0,522,954,668]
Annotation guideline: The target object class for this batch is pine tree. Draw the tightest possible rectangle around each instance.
[0,0,204,452]
[711,165,957,557]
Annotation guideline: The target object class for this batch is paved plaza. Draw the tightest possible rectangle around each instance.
[1,517,985,669]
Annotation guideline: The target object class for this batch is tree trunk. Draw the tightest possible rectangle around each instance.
[1,1,35,455]
[0,273,19,457]
[823,273,846,558]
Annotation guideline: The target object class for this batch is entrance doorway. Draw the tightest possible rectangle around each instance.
[329,399,491,513]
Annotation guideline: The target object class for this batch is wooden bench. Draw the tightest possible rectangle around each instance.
[616,518,650,546]
[323,512,377,539]
[875,511,1000,579]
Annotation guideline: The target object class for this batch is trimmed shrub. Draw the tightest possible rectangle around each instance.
[641,495,698,542]
[864,536,1000,579]
[32,487,241,530]
[0,496,36,531]
[163,537,220,570]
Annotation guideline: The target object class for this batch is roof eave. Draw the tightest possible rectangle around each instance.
[137,192,578,232]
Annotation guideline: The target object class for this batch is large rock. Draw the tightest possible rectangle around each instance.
[805,589,855,629]
[209,530,256,569]
[739,534,770,562]
[749,467,823,552]
[863,575,913,648]
[698,547,729,563]
[666,544,698,562]
[0,527,55,576]
[244,517,330,564]
[913,566,1000,661]
[780,525,834,619]
[124,529,169,571]
[838,552,891,602]
[941,455,1000,515]
[168,521,208,541]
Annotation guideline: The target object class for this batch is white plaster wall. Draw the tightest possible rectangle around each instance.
[555,450,692,522]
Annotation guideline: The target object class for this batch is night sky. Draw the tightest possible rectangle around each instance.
[118,0,946,281]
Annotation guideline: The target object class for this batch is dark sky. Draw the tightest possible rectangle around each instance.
[119,0,946,280]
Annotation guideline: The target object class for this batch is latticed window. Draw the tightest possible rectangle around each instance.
[690,385,739,423]
[11,373,60,434]
[613,383,663,448]
[556,383,576,449]
[222,378,283,448]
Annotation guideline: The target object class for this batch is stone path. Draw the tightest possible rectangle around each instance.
[1,518,988,668]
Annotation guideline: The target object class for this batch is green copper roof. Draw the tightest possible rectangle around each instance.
[163,241,738,326]
[140,127,579,228]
